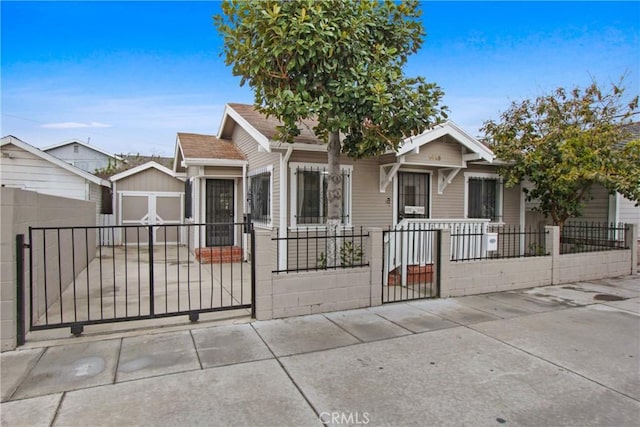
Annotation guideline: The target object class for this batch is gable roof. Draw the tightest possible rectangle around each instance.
[110,161,180,182]
[174,132,247,171]
[219,103,323,151]
[43,139,124,161]
[397,121,495,162]
[1,136,110,186]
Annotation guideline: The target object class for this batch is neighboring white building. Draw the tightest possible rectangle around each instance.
[43,139,124,174]
[1,136,112,225]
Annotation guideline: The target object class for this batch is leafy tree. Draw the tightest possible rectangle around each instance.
[215,0,447,263]
[482,81,639,229]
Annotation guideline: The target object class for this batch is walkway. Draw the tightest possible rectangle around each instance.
[2,275,639,426]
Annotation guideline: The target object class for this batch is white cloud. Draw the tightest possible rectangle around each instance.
[40,121,112,129]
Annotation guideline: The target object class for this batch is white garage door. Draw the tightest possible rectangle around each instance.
[119,191,183,245]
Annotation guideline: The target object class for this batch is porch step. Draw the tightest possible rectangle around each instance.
[388,264,433,286]
[195,246,242,264]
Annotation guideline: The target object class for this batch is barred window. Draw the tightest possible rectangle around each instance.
[249,169,271,226]
[466,175,502,222]
[292,164,351,227]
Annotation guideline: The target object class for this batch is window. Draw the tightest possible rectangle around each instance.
[100,185,113,214]
[291,164,352,227]
[184,178,193,219]
[397,172,430,221]
[465,173,502,221]
[249,167,271,227]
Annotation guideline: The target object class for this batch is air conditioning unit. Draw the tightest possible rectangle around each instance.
[484,232,498,251]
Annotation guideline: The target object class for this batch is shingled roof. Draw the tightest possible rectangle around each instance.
[227,103,323,145]
[619,122,640,148]
[177,132,246,161]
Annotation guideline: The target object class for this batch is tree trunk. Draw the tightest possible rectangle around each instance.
[326,130,342,267]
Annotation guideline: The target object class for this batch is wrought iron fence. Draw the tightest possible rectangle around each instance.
[560,222,628,254]
[451,224,549,262]
[272,226,369,274]
[25,222,254,335]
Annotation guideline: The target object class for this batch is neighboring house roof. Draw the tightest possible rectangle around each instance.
[110,161,180,182]
[1,135,110,187]
[618,122,640,148]
[398,121,495,162]
[42,138,124,161]
[174,132,247,171]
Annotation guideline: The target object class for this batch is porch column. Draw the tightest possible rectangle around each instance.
[278,147,293,271]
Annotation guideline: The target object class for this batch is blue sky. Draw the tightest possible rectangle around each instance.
[2,1,639,157]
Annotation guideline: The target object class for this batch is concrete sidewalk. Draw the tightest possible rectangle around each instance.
[2,275,639,426]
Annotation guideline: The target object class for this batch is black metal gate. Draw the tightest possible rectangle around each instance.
[19,222,255,337]
[382,226,440,303]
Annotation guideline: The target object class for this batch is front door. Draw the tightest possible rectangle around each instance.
[206,179,234,246]
[397,172,430,222]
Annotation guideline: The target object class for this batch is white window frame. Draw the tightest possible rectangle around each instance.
[289,162,353,230]
[248,165,273,229]
[463,172,504,223]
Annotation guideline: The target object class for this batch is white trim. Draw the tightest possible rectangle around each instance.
[1,136,110,187]
[219,104,271,152]
[270,141,327,152]
[289,162,353,229]
[279,147,293,270]
[182,158,248,167]
[397,121,494,162]
[110,161,178,182]
[463,172,504,222]
[248,165,273,228]
[117,190,183,197]
[42,139,124,161]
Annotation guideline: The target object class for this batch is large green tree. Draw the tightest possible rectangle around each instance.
[215,0,447,262]
[482,81,639,228]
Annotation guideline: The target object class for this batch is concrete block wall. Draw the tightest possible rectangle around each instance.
[441,256,553,297]
[440,225,637,298]
[254,228,381,320]
[1,188,96,352]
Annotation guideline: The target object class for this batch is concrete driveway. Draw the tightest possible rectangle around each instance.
[2,275,638,426]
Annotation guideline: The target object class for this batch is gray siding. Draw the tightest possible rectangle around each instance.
[233,125,280,228]
[45,144,118,173]
[116,168,184,193]
[403,136,463,166]
[580,184,610,223]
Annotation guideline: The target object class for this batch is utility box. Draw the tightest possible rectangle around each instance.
[484,232,498,251]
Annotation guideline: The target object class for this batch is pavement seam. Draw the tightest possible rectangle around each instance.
[465,321,640,403]
[48,392,66,426]
[320,313,365,343]
[188,329,204,370]
[5,347,48,402]
[250,323,325,426]
[112,337,123,384]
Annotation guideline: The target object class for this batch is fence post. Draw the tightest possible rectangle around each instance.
[15,234,26,347]
[438,229,451,297]
[626,224,638,275]
[545,226,560,284]
[148,225,155,317]
[367,228,382,307]
[253,229,273,320]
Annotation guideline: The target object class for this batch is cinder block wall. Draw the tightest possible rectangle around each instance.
[1,188,96,352]
[440,225,637,297]
[254,228,382,320]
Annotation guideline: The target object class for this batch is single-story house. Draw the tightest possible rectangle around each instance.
[174,104,527,267]
[43,138,125,174]
[1,135,112,226]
